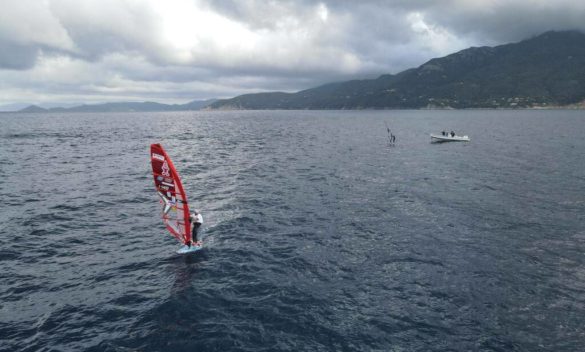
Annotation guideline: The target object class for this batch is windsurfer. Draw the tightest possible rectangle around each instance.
[189,210,203,247]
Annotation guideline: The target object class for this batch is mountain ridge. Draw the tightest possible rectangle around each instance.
[209,30,585,110]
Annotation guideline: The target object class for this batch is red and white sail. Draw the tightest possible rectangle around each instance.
[150,144,191,245]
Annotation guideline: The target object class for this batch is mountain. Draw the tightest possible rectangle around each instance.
[19,105,48,113]
[15,99,218,113]
[209,30,585,109]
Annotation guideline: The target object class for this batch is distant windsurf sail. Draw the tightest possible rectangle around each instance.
[150,144,191,245]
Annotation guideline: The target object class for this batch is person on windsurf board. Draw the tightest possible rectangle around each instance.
[150,143,203,254]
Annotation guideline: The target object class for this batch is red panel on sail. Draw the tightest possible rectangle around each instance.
[150,144,191,244]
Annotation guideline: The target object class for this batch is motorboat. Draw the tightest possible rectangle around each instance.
[430,133,470,142]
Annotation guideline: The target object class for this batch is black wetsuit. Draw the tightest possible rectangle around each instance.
[191,221,201,242]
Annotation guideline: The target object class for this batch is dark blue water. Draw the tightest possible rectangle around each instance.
[1,110,584,351]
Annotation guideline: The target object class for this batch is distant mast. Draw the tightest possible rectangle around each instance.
[385,121,395,145]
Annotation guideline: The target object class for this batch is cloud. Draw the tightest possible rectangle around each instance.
[421,0,585,44]
[0,42,39,70]
[0,0,74,69]
[1,0,585,105]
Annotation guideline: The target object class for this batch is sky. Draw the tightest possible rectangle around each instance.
[1,0,585,109]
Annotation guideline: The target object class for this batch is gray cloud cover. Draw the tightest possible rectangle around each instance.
[1,0,584,107]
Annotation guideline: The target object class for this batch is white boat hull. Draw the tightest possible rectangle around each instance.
[430,134,470,142]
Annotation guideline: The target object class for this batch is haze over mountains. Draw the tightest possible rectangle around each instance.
[11,30,585,112]
[13,99,217,113]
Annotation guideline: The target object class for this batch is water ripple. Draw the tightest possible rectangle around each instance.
[0,110,584,351]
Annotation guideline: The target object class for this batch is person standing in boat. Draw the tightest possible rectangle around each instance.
[189,210,203,247]
[450,131,455,137]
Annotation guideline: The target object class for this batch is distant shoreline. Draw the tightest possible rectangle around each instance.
[2,106,585,114]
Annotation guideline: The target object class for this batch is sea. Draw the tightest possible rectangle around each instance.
[0,110,584,352]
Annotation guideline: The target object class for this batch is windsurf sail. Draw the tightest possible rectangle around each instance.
[150,144,191,245]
